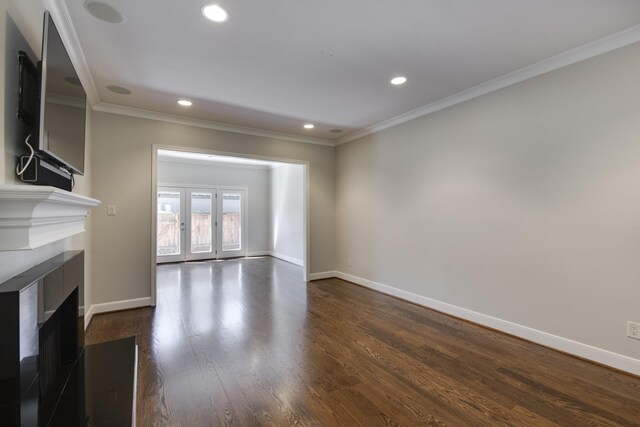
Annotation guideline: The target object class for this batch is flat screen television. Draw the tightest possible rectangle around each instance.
[38,11,86,175]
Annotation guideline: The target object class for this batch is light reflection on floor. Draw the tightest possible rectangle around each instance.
[155,257,308,373]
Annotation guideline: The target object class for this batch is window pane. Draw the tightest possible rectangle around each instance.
[157,191,181,256]
[222,193,241,251]
[191,193,212,253]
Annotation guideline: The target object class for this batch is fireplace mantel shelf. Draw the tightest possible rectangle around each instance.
[0,185,100,251]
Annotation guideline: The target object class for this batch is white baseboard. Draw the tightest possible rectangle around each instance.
[269,251,304,266]
[334,271,640,377]
[308,271,338,281]
[84,297,151,330]
[84,304,95,329]
[247,251,270,257]
[245,251,305,266]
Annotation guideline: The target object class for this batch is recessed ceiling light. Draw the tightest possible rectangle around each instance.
[84,1,124,24]
[303,123,314,129]
[202,4,229,23]
[107,85,131,95]
[178,99,193,106]
[390,76,407,85]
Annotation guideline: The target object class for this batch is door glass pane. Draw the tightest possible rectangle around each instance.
[222,193,241,251]
[157,191,181,256]
[191,192,212,254]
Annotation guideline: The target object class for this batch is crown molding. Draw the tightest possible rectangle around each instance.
[42,0,100,106]
[93,102,335,146]
[336,24,640,145]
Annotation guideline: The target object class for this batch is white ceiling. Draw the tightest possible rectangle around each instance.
[63,0,640,142]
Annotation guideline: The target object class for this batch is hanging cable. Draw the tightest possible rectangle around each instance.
[15,134,34,176]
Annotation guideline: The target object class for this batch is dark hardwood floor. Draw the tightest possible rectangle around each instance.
[86,257,640,426]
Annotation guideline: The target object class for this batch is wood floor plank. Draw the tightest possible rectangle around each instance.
[85,257,640,426]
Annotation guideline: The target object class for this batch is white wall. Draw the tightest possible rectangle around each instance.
[158,160,270,254]
[90,111,334,306]
[0,0,94,318]
[336,42,640,372]
[270,164,304,265]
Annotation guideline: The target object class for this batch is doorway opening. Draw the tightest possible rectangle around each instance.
[151,147,309,306]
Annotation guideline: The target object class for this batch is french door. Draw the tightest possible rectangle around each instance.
[157,188,186,263]
[187,189,215,261]
[217,190,245,258]
[157,187,246,263]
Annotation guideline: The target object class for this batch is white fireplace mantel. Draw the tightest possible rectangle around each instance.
[0,185,100,251]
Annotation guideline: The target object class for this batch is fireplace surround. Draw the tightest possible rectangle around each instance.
[0,251,137,426]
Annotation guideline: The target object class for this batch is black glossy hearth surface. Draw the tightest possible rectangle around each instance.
[0,337,137,427]
[49,337,137,427]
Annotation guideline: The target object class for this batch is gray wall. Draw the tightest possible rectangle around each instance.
[336,42,640,359]
[270,164,304,264]
[158,160,270,254]
[90,111,335,305]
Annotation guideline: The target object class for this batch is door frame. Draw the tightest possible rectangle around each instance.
[151,145,311,306]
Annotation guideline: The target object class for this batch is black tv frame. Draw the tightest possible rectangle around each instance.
[17,50,39,129]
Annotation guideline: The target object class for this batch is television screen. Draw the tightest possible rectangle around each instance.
[39,11,86,175]
[18,52,39,127]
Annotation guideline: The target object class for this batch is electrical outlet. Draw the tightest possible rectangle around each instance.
[628,322,640,340]
[107,205,116,216]
[347,258,352,267]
